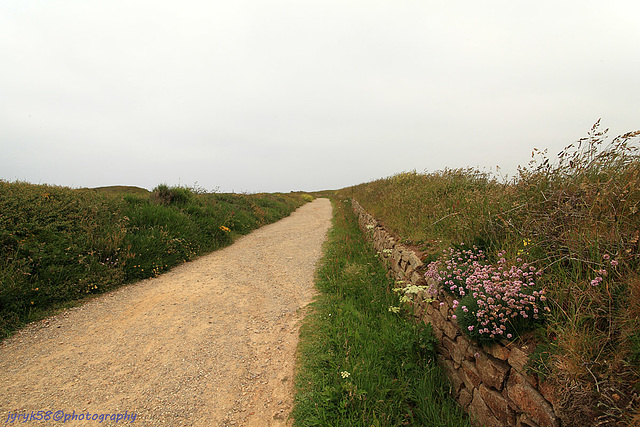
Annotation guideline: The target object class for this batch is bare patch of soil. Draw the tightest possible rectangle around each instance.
[0,198,333,426]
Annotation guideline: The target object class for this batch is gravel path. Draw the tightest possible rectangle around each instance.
[0,198,332,426]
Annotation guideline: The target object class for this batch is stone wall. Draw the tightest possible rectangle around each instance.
[352,199,561,427]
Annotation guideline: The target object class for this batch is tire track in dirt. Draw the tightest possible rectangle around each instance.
[0,198,333,426]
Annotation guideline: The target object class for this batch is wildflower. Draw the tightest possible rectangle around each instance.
[611,260,619,266]
[603,254,611,260]
[432,245,546,342]
[220,226,231,232]
[341,371,351,379]
[451,314,457,320]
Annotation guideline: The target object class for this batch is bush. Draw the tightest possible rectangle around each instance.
[151,184,193,205]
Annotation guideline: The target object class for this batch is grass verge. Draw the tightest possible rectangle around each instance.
[292,196,470,426]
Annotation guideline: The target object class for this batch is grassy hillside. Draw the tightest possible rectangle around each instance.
[342,123,640,425]
[0,182,308,338]
[89,185,151,195]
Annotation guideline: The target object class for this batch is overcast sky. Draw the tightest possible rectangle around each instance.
[1,1,639,193]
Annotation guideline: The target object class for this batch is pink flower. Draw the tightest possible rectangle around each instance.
[611,260,619,266]
[468,325,474,331]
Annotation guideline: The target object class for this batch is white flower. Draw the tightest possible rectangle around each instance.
[341,371,351,378]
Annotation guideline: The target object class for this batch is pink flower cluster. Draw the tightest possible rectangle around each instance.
[425,246,487,296]
[591,254,619,286]
[426,246,549,341]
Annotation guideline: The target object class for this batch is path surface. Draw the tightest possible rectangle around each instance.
[0,198,333,426]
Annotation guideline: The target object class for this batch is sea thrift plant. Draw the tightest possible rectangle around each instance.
[425,245,488,297]
[426,246,549,343]
[590,253,620,286]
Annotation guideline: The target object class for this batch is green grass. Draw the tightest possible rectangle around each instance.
[293,196,469,427]
[341,122,640,424]
[0,182,308,338]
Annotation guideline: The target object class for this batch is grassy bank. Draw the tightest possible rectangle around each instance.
[342,123,640,425]
[293,196,469,426]
[0,181,308,338]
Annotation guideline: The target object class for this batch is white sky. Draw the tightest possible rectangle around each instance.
[1,1,639,193]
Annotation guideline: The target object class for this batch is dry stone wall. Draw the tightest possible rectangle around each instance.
[352,199,561,427]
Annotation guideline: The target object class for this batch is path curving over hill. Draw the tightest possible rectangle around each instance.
[0,198,333,426]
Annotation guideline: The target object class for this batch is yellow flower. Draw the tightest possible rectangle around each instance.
[220,226,231,232]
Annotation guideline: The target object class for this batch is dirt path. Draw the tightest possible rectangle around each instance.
[0,198,333,426]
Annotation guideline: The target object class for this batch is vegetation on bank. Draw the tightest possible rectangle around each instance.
[0,182,308,338]
[342,122,640,425]
[293,197,470,426]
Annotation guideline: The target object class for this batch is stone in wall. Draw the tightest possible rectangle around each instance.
[484,342,510,361]
[506,372,559,427]
[469,388,506,427]
[479,384,517,426]
[476,352,510,391]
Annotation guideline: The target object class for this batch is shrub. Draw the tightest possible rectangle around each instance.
[151,184,193,205]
